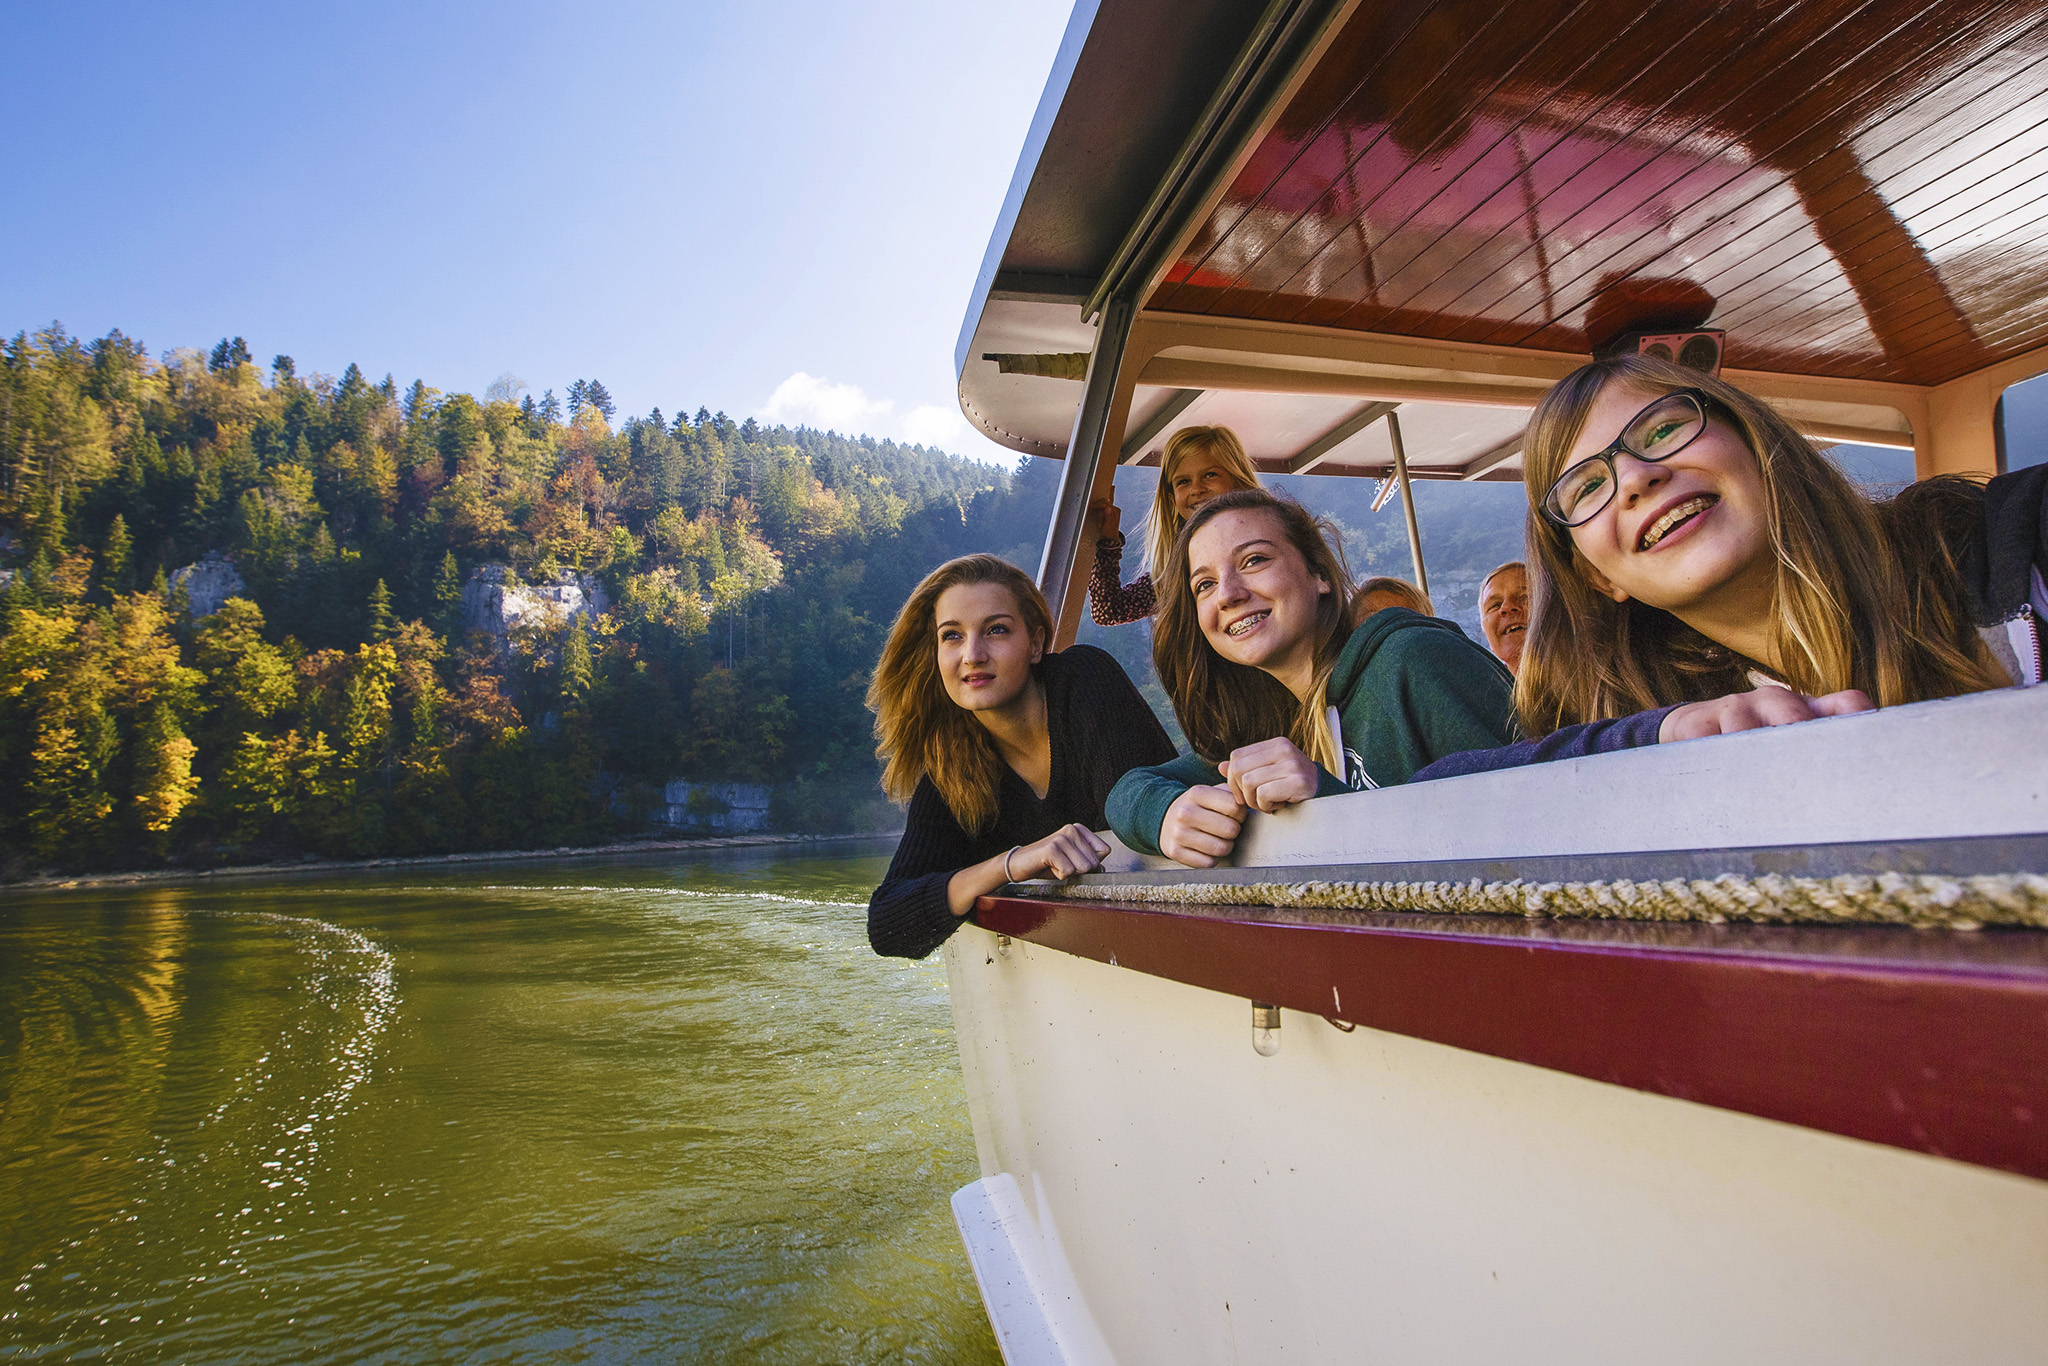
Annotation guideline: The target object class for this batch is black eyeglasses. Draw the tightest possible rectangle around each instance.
[1541,389,1709,527]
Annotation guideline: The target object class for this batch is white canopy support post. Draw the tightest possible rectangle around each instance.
[1458,430,1524,481]
[1286,400,1399,474]
[1039,290,1138,646]
[1386,410,1428,597]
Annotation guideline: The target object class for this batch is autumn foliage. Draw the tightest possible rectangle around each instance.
[0,325,1053,873]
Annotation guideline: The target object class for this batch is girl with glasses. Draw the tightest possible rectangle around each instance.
[866,555,1177,958]
[1106,490,1514,868]
[1088,425,1264,626]
[1416,355,2033,782]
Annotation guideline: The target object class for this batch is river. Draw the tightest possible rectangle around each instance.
[0,843,1000,1363]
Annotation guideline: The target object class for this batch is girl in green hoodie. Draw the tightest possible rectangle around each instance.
[1105,489,1515,868]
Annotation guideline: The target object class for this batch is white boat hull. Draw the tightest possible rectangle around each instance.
[946,924,2048,1364]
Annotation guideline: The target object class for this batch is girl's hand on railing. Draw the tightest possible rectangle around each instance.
[1160,784,1246,868]
[1659,687,1873,742]
[1014,824,1113,881]
[1218,738,1321,814]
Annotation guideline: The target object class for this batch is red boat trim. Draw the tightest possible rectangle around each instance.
[974,894,2048,1181]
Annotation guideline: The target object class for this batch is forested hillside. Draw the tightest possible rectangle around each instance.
[0,322,1543,876]
[0,324,1063,873]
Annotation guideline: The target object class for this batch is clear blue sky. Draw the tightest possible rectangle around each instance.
[0,0,1075,461]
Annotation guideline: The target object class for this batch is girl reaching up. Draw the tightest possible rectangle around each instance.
[1105,490,1514,868]
[1416,355,2026,781]
[866,555,1176,958]
[1089,425,1263,626]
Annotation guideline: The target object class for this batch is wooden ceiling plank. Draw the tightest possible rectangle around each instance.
[1667,196,1986,356]
[1185,0,1622,324]
[1239,0,1664,321]
[1300,0,1819,330]
[1363,0,1900,341]
[1720,186,2048,362]
[1141,0,2048,390]
[1898,302,2048,372]
[1451,2,1968,349]
[1634,26,2048,340]
[1711,132,2048,335]
[1760,281,2048,384]
[1156,0,1475,306]
[1490,116,2038,376]
[1593,93,2048,348]
[1154,0,1491,315]
[1741,250,2033,369]
[1479,0,1991,348]
[1313,0,1805,334]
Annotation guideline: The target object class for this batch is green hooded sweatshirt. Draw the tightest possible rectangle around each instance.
[1104,607,1515,856]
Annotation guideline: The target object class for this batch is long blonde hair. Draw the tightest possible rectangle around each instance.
[1153,489,1354,770]
[1516,356,2006,735]
[869,555,1054,835]
[1141,425,1262,575]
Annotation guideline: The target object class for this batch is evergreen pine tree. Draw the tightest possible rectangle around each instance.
[584,380,615,422]
[432,552,463,634]
[403,379,437,424]
[100,515,132,596]
[367,578,396,642]
[209,336,252,371]
[559,620,593,705]
[566,379,589,417]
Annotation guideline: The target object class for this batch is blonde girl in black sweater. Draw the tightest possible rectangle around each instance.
[866,555,1175,959]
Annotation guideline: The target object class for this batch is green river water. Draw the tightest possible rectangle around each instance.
[0,843,1001,1363]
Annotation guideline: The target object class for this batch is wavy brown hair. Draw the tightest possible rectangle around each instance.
[1140,425,1263,576]
[1153,489,1355,768]
[1516,356,2006,735]
[868,555,1054,835]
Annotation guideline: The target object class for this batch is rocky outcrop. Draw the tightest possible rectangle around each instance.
[653,781,772,833]
[170,553,247,617]
[461,565,611,644]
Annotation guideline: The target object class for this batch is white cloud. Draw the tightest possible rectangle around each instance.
[901,403,968,447]
[758,371,984,459]
[760,372,892,435]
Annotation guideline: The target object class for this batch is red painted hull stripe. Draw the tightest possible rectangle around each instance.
[974,895,2048,1181]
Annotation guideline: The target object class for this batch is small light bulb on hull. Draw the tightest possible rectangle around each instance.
[1252,1002,1281,1057]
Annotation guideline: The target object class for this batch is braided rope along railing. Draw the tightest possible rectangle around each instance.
[1040,871,2048,931]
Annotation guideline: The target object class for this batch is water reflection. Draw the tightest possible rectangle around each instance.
[0,845,997,1364]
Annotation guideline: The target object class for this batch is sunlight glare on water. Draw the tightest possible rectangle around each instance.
[0,844,999,1364]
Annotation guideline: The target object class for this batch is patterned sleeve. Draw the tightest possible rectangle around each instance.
[1087,537,1158,626]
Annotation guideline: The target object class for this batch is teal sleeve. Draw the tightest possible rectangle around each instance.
[1104,752,1223,856]
[1349,630,1516,787]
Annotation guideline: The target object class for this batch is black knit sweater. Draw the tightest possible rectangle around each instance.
[867,645,1176,959]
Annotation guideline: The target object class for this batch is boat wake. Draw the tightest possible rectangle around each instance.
[4,908,398,1344]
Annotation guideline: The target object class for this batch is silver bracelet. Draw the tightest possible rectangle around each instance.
[1003,845,1020,883]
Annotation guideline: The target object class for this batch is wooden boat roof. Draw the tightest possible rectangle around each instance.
[959,0,2048,479]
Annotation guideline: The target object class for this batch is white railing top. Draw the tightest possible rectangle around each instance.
[1096,686,2046,875]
